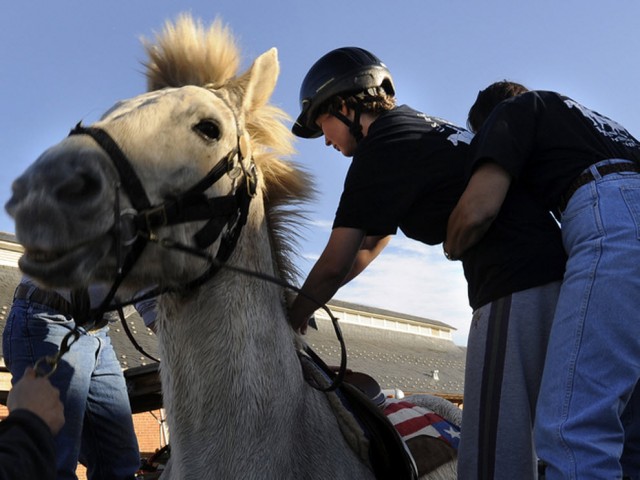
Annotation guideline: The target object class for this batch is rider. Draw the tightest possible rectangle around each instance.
[288,50,567,479]
[288,46,473,331]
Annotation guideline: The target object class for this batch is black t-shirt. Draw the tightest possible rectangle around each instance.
[462,177,567,309]
[471,90,640,212]
[333,105,472,245]
[331,105,567,309]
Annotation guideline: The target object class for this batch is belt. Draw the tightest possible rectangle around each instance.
[13,284,109,330]
[558,161,640,213]
[13,284,73,315]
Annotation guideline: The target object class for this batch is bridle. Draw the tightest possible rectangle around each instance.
[65,90,257,327]
[35,113,255,373]
[66,124,254,323]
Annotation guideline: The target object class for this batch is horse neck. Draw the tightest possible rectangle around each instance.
[157,204,307,423]
[154,202,376,479]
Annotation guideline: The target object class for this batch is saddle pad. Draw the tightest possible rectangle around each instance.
[384,399,461,450]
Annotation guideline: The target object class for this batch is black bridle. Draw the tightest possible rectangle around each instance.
[36,113,257,372]
[67,120,256,329]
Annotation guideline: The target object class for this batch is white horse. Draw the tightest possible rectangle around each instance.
[6,15,459,479]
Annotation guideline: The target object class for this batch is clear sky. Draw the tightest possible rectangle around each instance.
[2,1,639,345]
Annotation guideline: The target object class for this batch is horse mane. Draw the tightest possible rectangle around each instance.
[141,13,314,287]
[142,14,240,90]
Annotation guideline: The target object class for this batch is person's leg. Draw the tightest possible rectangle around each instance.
[3,298,95,480]
[458,282,560,480]
[80,327,140,480]
[457,305,487,479]
[621,384,640,479]
[536,171,640,479]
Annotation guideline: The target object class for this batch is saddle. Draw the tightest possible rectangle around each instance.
[300,346,459,478]
[299,347,419,480]
[383,399,459,475]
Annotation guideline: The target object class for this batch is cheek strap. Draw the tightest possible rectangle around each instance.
[330,106,364,143]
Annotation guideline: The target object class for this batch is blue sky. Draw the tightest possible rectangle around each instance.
[2,1,639,345]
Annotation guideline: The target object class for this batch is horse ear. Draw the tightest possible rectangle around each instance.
[237,48,279,112]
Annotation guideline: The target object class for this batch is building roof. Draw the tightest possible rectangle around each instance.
[306,317,465,396]
[327,298,456,331]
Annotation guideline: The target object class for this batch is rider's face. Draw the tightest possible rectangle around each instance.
[316,107,357,157]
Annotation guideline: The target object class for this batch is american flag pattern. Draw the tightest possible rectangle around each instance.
[383,399,461,450]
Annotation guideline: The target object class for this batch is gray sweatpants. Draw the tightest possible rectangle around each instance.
[457,281,562,480]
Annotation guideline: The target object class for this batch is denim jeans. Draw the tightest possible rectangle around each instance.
[3,297,140,480]
[535,160,640,480]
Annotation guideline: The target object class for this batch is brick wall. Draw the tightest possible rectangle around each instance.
[134,409,169,458]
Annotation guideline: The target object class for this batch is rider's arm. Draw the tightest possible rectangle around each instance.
[289,227,382,332]
[343,234,391,284]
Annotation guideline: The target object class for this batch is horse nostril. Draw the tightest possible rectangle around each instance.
[54,171,103,203]
[5,178,28,216]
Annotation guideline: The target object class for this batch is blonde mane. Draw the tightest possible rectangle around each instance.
[142,13,314,286]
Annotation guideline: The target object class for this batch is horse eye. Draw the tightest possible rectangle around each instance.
[193,120,221,140]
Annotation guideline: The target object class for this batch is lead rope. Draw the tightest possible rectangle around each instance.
[31,243,346,390]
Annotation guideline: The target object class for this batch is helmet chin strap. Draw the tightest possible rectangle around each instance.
[330,106,364,143]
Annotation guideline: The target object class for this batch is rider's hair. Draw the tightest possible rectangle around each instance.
[315,89,396,123]
[467,80,529,133]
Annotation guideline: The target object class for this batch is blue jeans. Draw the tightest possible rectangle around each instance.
[3,297,140,480]
[535,160,640,479]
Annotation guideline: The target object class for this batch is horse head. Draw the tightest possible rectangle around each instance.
[6,15,310,296]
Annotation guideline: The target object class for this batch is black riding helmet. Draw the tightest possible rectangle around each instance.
[292,47,395,139]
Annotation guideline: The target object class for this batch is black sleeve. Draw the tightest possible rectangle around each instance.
[333,146,404,235]
[0,410,56,480]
